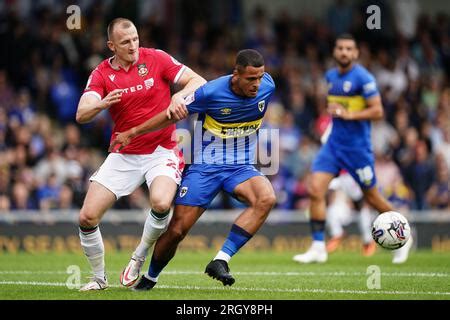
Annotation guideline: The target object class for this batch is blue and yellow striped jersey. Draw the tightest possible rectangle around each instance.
[185,72,275,166]
[326,64,379,148]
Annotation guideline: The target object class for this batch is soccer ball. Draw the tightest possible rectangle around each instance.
[371,211,411,250]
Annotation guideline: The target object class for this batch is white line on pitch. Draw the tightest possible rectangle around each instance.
[0,270,449,277]
[0,280,449,296]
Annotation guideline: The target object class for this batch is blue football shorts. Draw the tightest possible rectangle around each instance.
[175,164,263,208]
[312,142,377,189]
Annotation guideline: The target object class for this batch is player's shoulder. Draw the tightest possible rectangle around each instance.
[138,47,158,56]
[140,47,175,58]
[93,58,111,73]
[262,72,275,89]
[202,75,232,94]
[88,59,112,80]
[353,64,375,79]
[325,67,339,79]
[140,47,182,65]
[136,47,159,60]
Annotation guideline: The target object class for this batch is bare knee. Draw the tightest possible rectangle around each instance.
[166,224,188,244]
[307,181,326,202]
[151,198,172,213]
[254,192,277,212]
[79,208,100,227]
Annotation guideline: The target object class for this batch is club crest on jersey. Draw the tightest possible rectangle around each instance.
[220,108,232,115]
[343,81,352,93]
[258,100,265,112]
[179,186,188,198]
[137,63,148,77]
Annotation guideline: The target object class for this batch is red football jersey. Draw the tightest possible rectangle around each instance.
[83,48,186,154]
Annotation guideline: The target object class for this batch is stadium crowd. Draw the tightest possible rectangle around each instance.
[0,0,448,212]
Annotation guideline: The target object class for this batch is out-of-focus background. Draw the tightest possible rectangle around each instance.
[0,0,449,254]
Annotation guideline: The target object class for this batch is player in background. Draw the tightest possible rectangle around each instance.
[293,34,412,264]
[317,121,377,257]
[110,49,276,290]
[75,18,206,291]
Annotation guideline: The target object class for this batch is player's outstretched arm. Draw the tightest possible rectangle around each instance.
[108,110,177,152]
[76,89,123,124]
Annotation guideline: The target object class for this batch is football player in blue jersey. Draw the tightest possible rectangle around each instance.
[293,34,412,264]
[110,49,277,289]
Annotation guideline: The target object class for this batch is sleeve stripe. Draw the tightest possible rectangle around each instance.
[82,91,102,100]
[173,65,187,84]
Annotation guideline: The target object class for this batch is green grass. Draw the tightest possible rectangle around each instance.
[0,250,449,300]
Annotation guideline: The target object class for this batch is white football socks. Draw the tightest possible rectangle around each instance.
[214,250,231,263]
[311,240,326,251]
[79,226,105,280]
[327,202,346,238]
[358,206,373,244]
[133,210,170,260]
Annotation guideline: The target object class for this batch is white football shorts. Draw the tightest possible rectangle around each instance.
[90,145,184,199]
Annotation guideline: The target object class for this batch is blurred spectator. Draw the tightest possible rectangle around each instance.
[327,0,353,36]
[37,173,61,210]
[8,88,36,126]
[373,49,408,103]
[425,154,449,210]
[284,135,318,180]
[393,0,420,40]
[0,194,10,211]
[245,6,275,52]
[58,183,75,210]
[436,126,450,171]
[49,67,80,124]
[279,111,301,154]
[375,151,411,211]
[10,181,37,210]
[0,70,14,110]
[371,119,400,156]
[34,139,68,186]
[403,140,436,210]
[421,76,441,121]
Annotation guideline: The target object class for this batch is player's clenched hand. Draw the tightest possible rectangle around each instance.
[166,93,188,120]
[108,128,135,153]
[327,102,349,119]
[100,89,123,109]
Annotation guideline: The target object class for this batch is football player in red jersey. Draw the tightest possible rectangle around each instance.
[76,18,206,291]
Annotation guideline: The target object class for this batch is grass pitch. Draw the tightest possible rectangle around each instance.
[0,250,449,300]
